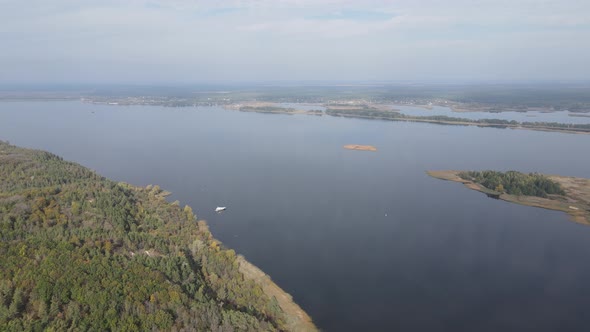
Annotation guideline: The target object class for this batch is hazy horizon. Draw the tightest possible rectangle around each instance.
[2,0,589,84]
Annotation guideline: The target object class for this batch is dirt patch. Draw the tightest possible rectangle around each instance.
[343,145,377,151]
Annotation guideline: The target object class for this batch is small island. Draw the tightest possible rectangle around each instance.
[343,144,377,151]
[428,170,590,224]
[326,106,590,135]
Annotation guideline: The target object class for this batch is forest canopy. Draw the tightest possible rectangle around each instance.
[458,170,565,197]
[0,141,290,331]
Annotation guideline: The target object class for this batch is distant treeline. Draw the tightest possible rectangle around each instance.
[240,105,296,113]
[74,83,590,112]
[239,106,323,115]
[458,170,565,197]
[325,107,590,132]
[521,121,590,130]
[325,106,511,122]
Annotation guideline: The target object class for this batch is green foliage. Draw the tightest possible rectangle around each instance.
[459,170,566,197]
[0,141,286,331]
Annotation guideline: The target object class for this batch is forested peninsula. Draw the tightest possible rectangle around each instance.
[0,141,316,331]
[428,170,590,224]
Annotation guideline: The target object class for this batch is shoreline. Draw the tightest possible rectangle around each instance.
[237,256,317,332]
[6,98,589,135]
[196,222,318,331]
[328,112,590,135]
[427,170,590,225]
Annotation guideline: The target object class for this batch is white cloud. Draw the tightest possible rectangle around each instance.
[0,0,589,83]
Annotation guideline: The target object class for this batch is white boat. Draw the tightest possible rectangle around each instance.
[215,207,227,212]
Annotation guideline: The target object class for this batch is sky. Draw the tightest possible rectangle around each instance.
[1,0,589,84]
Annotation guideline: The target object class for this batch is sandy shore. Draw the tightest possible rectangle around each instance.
[343,144,377,151]
[237,256,318,332]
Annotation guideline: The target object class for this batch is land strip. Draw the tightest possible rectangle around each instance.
[428,170,590,224]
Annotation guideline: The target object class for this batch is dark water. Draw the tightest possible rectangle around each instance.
[2,101,590,332]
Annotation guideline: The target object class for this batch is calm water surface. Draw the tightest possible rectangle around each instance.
[1,101,590,331]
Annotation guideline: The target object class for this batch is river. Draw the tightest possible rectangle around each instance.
[1,100,590,331]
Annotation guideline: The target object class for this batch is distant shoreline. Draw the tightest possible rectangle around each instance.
[325,109,590,135]
[4,98,589,135]
[230,102,590,135]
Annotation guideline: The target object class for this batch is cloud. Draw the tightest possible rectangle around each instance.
[0,0,589,83]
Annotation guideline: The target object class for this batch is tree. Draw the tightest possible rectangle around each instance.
[184,205,195,221]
